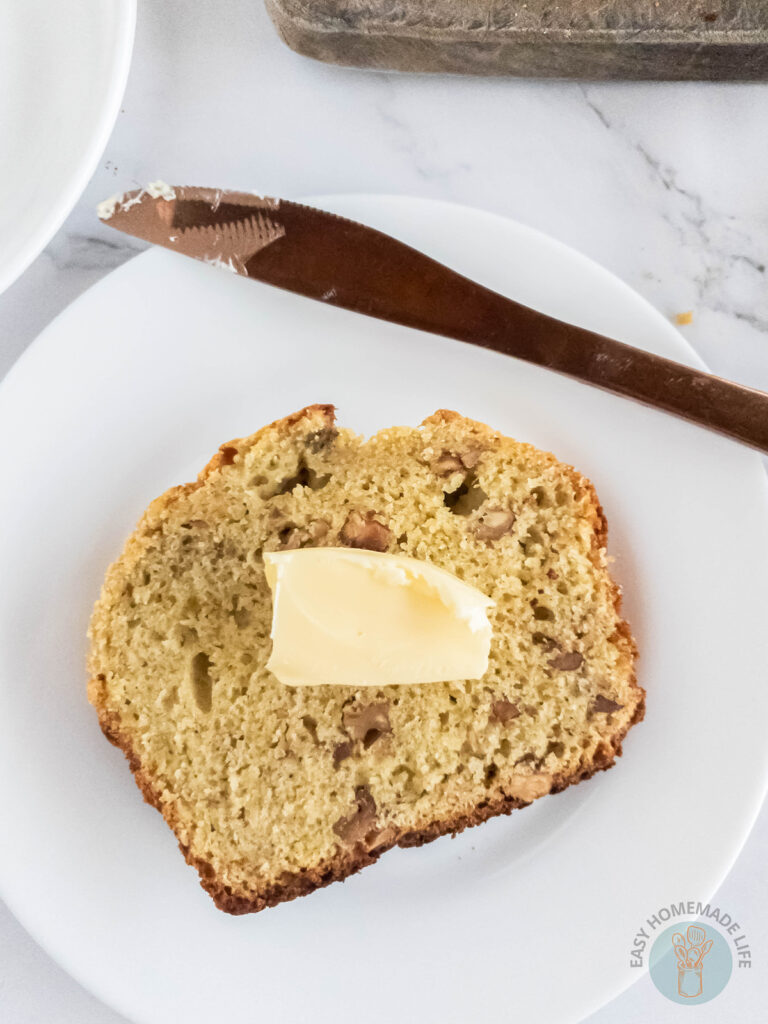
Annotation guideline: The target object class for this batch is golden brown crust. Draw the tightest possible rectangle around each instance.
[198,403,337,483]
[88,404,643,914]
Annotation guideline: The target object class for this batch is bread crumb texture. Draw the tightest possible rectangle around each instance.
[88,405,643,913]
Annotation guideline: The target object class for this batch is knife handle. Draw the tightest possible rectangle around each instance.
[476,295,768,456]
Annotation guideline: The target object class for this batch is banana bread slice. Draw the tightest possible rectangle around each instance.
[88,404,643,913]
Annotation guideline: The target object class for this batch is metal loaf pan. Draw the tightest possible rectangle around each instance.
[265,0,768,80]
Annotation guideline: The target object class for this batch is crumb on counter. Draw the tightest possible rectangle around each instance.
[674,311,693,326]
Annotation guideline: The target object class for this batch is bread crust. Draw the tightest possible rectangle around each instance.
[88,404,643,914]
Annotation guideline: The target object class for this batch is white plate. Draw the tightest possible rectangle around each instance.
[1,196,767,1024]
[0,0,135,294]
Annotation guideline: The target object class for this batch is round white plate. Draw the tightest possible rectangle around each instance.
[0,0,135,294]
[1,196,767,1024]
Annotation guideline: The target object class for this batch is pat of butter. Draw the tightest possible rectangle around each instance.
[263,548,494,687]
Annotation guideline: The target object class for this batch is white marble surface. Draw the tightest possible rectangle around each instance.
[1,1,766,1021]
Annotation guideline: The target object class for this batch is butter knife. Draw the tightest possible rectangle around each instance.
[99,185,768,455]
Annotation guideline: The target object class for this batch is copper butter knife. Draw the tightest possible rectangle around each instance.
[99,184,768,454]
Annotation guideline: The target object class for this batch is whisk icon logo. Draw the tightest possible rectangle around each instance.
[649,921,732,1005]
[670,924,712,998]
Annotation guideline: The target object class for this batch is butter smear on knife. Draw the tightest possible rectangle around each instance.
[97,180,176,221]
[264,548,494,687]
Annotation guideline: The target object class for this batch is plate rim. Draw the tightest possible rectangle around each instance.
[0,0,137,295]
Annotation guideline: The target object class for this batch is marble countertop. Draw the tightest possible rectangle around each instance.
[1,2,766,1021]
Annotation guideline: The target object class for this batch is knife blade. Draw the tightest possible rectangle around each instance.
[98,184,768,455]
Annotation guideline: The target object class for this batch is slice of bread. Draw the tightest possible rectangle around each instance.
[88,405,643,914]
